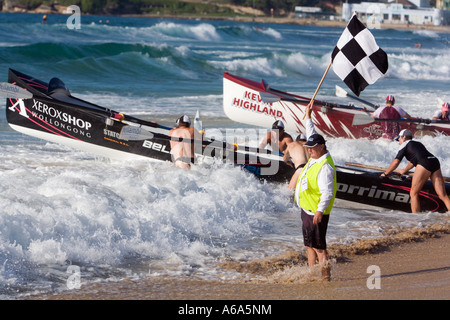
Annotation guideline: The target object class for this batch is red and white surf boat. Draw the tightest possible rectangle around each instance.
[223,72,450,139]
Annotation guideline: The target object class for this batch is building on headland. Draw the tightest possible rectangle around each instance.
[342,0,450,26]
[295,6,340,20]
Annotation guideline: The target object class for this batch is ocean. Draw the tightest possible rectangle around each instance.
[0,12,449,299]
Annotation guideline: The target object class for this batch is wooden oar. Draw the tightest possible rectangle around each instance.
[259,91,366,112]
[345,162,450,183]
[346,162,401,173]
[351,113,450,126]
[335,85,378,110]
[119,125,281,156]
[1,82,173,131]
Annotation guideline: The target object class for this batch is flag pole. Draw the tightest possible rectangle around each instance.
[303,60,332,119]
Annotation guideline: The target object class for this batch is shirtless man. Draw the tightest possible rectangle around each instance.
[259,120,293,154]
[284,134,310,189]
[169,115,195,169]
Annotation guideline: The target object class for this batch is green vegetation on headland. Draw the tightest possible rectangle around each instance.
[4,0,448,33]
[3,0,339,16]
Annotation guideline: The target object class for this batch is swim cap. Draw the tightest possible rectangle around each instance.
[272,120,285,130]
[176,115,191,125]
[386,95,395,104]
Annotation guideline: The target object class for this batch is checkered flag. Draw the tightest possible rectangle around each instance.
[331,13,388,96]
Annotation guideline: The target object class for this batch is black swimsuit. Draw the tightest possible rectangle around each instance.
[395,140,440,173]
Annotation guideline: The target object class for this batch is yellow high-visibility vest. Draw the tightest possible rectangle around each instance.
[295,155,337,215]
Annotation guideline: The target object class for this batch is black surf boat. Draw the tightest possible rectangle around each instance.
[4,69,449,213]
[4,69,291,182]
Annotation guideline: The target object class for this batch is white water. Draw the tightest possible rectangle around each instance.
[1,119,448,297]
[0,14,449,298]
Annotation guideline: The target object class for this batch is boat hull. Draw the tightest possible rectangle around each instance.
[335,167,449,213]
[223,72,450,139]
[5,69,449,213]
[5,69,292,181]
[6,94,174,163]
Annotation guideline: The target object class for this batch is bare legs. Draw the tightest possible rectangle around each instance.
[306,247,330,281]
[410,165,450,213]
[430,169,450,211]
[288,169,301,190]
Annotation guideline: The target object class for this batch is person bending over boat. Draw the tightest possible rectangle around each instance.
[381,129,450,213]
[169,115,196,169]
[294,106,337,281]
[432,102,449,121]
[283,134,310,190]
[371,95,411,140]
[259,120,293,154]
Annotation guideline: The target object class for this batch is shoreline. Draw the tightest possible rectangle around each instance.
[135,15,450,34]
[2,10,450,33]
[27,224,450,300]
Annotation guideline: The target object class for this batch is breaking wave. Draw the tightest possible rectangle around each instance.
[1,12,449,298]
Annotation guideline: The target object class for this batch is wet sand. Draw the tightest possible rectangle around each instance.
[28,226,450,300]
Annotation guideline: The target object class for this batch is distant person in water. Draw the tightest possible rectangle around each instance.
[371,95,411,140]
[432,102,449,120]
[169,115,195,169]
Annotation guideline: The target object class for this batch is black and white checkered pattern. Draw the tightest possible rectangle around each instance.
[331,13,388,96]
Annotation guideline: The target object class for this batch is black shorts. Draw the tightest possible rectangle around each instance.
[419,157,440,174]
[301,209,329,250]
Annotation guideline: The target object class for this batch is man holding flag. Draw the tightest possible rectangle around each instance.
[295,13,389,280]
